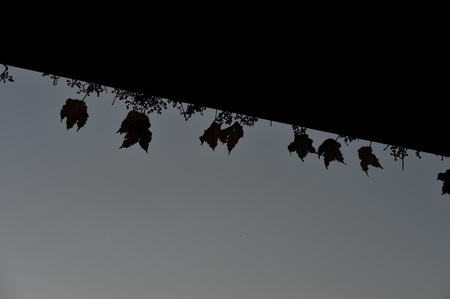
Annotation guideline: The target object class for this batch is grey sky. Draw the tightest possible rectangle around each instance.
[1,66,450,299]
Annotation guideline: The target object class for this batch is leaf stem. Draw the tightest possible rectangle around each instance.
[1,64,8,74]
[180,102,189,121]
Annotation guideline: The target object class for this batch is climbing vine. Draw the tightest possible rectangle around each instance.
[2,65,449,195]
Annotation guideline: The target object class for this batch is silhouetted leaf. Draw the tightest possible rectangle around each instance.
[358,146,383,175]
[199,121,222,150]
[60,98,88,131]
[288,133,316,161]
[138,130,152,153]
[317,138,345,168]
[437,169,450,195]
[117,110,152,152]
[219,121,244,154]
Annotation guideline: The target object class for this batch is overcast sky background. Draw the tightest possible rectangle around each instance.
[1,66,450,299]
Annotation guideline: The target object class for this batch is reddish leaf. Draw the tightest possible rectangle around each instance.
[220,121,244,154]
[437,169,450,195]
[199,121,222,150]
[288,133,316,161]
[116,110,152,152]
[358,146,383,175]
[60,98,89,131]
[317,138,345,168]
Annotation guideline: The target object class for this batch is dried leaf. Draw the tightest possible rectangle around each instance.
[317,138,345,169]
[358,146,383,175]
[199,121,222,150]
[220,121,244,154]
[60,98,89,131]
[116,110,152,152]
[437,169,450,195]
[287,133,316,161]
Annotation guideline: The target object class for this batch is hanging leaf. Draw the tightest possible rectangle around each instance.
[219,121,244,154]
[116,110,152,152]
[288,133,316,161]
[317,138,346,169]
[437,169,450,195]
[60,98,89,131]
[358,146,383,175]
[199,121,222,150]
[200,121,244,153]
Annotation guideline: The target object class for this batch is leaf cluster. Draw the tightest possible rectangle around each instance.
[199,121,244,154]
[215,111,258,127]
[169,101,207,121]
[288,133,384,175]
[112,89,167,115]
[66,79,107,98]
[35,68,450,196]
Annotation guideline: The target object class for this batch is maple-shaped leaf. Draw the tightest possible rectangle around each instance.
[199,121,222,150]
[219,121,244,154]
[357,146,383,175]
[437,169,450,195]
[116,110,152,153]
[287,133,316,161]
[60,98,89,131]
[317,138,346,169]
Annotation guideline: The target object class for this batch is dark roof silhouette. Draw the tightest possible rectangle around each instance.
[2,49,446,157]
